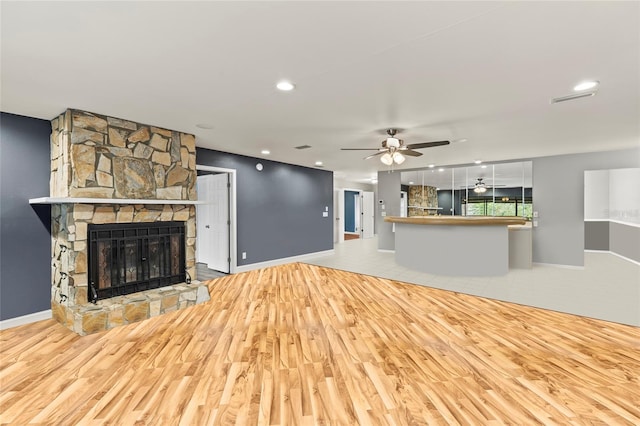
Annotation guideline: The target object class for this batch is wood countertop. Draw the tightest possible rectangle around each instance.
[384,216,528,226]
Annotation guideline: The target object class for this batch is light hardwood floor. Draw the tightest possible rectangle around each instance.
[1,263,639,425]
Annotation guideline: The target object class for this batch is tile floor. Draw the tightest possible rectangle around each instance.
[306,237,640,326]
[196,263,227,281]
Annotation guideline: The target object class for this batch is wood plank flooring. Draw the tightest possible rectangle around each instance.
[1,263,639,425]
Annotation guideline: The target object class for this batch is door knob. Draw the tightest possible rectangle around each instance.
[205,225,210,228]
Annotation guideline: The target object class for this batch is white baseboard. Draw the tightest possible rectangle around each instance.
[234,249,335,273]
[585,250,640,266]
[377,249,395,253]
[532,262,585,270]
[0,309,52,330]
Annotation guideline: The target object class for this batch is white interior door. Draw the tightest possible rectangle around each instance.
[196,176,213,266]
[361,191,374,239]
[196,173,230,273]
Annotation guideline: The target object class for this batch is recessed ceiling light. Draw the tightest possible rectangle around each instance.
[573,80,599,91]
[409,181,414,185]
[474,160,482,164]
[481,165,488,169]
[438,168,445,172]
[276,81,295,91]
[261,150,270,155]
[455,138,468,143]
[428,164,435,168]
[315,161,323,166]
[195,123,215,130]
[371,179,378,184]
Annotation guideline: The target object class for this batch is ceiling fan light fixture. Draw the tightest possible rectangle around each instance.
[474,186,487,193]
[386,137,400,148]
[380,153,393,165]
[393,152,405,164]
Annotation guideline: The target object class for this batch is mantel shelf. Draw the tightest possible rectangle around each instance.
[29,197,205,205]
[408,206,443,210]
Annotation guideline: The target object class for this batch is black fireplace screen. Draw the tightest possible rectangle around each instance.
[88,221,186,302]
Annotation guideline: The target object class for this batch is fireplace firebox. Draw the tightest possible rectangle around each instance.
[88,221,186,302]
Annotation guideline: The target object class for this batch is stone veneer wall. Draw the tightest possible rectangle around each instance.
[49,109,207,335]
[408,185,438,216]
[50,109,196,200]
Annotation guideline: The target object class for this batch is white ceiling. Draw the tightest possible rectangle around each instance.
[2,2,638,183]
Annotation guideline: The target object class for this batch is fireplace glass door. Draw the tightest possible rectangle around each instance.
[88,221,186,302]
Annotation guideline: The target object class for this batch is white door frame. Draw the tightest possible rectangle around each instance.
[196,165,238,274]
[334,188,376,243]
[353,192,361,234]
[334,189,345,244]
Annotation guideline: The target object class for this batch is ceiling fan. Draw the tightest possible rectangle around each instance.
[341,129,450,165]
[465,178,506,193]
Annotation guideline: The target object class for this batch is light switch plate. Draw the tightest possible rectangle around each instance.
[322,212,328,217]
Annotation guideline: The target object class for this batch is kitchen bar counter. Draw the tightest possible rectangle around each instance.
[384,216,527,226]
[384,216,528,276]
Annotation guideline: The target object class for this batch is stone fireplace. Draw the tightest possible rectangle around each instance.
[46,109,210,335]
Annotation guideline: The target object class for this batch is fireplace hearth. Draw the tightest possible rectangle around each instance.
[88,221,187,302]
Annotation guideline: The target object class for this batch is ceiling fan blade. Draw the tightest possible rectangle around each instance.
[364,151,385,160]
[340,148,381,151]
[406,140,450,150]
[402,149,423,157]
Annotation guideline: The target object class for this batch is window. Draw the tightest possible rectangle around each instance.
[464,198,532,219]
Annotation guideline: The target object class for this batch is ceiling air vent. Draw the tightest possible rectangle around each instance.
[294,145,312,150]
[550,91,596,104]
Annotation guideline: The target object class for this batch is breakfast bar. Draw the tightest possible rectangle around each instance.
[384,216,527,276]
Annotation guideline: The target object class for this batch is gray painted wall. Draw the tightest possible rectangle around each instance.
[196,148,333,266]
[584,221,609,251]
[377,170,401,250]
[532,147,640,266]
[0,112,52,320]
[610,222,640,262]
